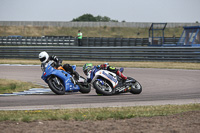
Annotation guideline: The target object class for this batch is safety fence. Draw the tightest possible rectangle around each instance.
[0,36,180,46]
[0,46,199,62]
[0,21,199,28]
[0,36,75,46]
[82,37,179,46]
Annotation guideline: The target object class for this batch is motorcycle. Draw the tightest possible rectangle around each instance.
[90,66,142,96]
[41,61,91,95]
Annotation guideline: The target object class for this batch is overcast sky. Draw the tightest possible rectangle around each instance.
[0,0,199,23]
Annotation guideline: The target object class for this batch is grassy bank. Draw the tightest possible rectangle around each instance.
[0,59,200,70]
[0,104,199,122]
[0,79,42,94]
[0,26,183,38]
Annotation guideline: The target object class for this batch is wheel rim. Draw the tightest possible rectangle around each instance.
[52,77,64,91]
[96,80,112,93]
[132,82,141,90]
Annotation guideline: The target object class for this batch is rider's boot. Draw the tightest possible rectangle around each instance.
[116,70,127,82]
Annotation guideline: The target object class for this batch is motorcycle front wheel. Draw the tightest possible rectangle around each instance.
[93,80,115,96]
[48,76,65,95]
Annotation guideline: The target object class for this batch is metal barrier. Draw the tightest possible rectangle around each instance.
[0,46,199,62]
[0,21,199,28]
[82,37,149,46]
[0,36,180,46]
[0,36,75,46]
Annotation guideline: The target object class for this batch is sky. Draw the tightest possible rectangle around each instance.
[0,0,200,23]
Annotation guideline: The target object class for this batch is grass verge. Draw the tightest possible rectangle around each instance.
[0,79,42,94]
[0,104,199,122]
[0,26,183,38]
[0,59,200,70]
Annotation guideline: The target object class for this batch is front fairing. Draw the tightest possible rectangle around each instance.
[88,66,100,81]
[41,63,80,92]
[91,70,118,88]
[41,63,54,83]
[62,71,80,92]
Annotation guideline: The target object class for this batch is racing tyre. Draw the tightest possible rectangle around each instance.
[78,83,91,93]
[93,80,115,96]
[77,76,91,93]
[96,89,103,95]
[48,76,65,95]
[129,79,142,94]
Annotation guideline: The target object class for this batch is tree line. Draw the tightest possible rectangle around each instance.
[72,14,124,22]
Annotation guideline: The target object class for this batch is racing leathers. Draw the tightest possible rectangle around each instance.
[47,55,79,80]
[49,55,62,68]
[100,64,127,81]
[86,64,127,83]
[40,55,62,69]
[86,66,99,83]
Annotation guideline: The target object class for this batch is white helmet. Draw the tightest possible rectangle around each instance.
[39,51,49,63]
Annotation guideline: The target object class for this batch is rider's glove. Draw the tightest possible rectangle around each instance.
[52,55,58,62]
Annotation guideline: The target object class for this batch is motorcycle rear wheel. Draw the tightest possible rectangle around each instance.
[48,76,65,95]
[129,80,142,94]
[77,76,91,93]
[78,83,91,93]
[93,80,115,96]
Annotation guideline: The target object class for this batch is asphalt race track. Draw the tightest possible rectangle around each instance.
[0,65,200,110]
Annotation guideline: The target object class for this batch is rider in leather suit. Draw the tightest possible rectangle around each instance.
[39,51,79,80]
[99,63,127,81]
[83,63,127,83]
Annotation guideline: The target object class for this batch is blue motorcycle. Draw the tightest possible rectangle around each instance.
[41,61,91,95]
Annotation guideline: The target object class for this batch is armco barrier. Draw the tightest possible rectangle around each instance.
[0,21,199,28]
[0,36,75,46]
[0,46,199,62]
[0,36,180,46]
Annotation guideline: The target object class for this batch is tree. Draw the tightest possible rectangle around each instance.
[96,15,111,22]
[72,14,96,21]
[72,14,118,22]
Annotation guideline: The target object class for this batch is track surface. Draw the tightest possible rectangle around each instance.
[0,65,200,110]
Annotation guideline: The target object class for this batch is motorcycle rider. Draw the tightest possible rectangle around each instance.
[83,63,98,83]
[39,51,79,80]
[99,63,127,81]
[83,63,127,83]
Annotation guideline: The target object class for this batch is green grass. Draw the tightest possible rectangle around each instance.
[0,104,199,122]
[0,79,42,94]
[0,26,183,38]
